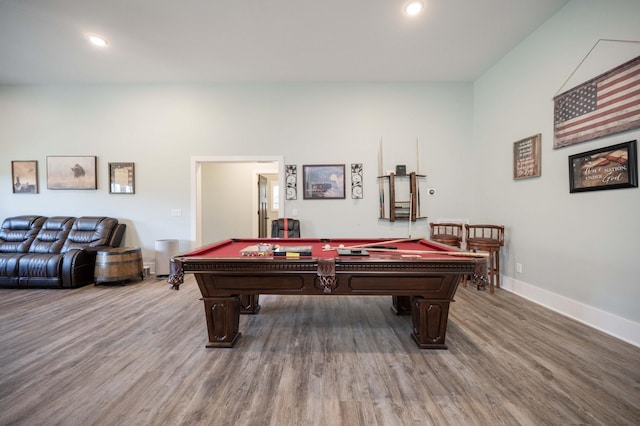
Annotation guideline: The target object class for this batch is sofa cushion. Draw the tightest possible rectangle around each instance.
[0,215,46,253]
[18,254,63,280]
[29,217,75,254]
[0,253,25,277]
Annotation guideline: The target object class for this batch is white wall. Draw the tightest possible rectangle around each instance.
[0,82,473,256]
[473,0,640,342]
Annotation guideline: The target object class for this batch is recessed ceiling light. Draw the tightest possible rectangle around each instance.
[87,34,109,47]
[404,0,425,16]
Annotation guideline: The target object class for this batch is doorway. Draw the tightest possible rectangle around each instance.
[191,156,284,249]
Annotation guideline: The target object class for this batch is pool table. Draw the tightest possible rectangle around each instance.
[168,238,486,349]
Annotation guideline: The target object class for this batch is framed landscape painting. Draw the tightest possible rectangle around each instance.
[47,156,97,190]
[302,164,345,199]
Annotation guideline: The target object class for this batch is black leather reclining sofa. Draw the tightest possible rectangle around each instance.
[0,215,125,288]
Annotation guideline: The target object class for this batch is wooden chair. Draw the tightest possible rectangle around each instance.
[429,222,463,248]
[465,224,504,293]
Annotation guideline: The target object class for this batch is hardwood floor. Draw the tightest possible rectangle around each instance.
[0,276,638,425]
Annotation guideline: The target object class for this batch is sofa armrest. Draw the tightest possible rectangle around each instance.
[61,249,96,287]
[109,223,126,247]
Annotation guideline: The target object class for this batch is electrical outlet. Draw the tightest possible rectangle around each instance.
[171,208,182,217]
[516,263,523,273]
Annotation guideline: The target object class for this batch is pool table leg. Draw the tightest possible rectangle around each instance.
[239,294,261,314]
[410,296,450,349]
[202,296,241,348]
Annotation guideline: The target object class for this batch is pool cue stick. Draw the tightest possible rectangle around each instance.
[322,237,426,251]
[378,138,384,219]
[364,247,490,257]
[416,138,419,175]
[408,191,413,238]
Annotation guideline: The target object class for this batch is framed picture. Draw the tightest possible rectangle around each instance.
[302,164,345,199]
[553,56,640,149]
[513,133,542,180]
[11,160,38,193]
[569,140,637,193]
[47,156,97,190]
[109,162,135,194]
[351,163,363,199]
[285,164,297,200]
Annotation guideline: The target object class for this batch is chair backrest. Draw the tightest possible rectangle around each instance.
[0,215,46,253]
[29,217,75,254]
[62,217,118,252]
[271,218,300,238]
[430,223,463,238]
[465,224,505,246]
[429,222,463,247]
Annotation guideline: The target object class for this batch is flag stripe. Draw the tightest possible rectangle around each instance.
[556,105,640,138]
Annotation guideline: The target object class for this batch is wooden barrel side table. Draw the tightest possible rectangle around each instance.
[95,247,144,284]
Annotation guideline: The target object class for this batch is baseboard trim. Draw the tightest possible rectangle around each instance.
[501,276,640,348]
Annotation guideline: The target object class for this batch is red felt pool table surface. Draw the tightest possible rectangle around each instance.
[170,237,486,350]
[180,238,460,259]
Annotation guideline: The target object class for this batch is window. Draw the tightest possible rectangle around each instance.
[271,183,279,210]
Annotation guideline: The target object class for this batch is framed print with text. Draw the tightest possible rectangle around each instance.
[513,134,541,180]
[569,140,637,193]
[109,162,135,194]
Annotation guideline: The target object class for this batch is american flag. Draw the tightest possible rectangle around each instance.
[553,55,640,148]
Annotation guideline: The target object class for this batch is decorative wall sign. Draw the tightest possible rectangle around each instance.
[513,134,542,180]
[553,55,640,149]
[302,164,345,199]
[11,160,38,193]
[285,164,297,200]
[109,162,135,194]
[351,163,363,199]
[46,156,97,190]
[569,140,637,193]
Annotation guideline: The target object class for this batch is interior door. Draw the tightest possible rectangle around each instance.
[258,175,268,237]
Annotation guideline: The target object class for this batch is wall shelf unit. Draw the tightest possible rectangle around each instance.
[378,172,426,222]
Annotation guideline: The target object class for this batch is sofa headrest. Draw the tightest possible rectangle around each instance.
[1,215,46,231]
[73,217,109,231]
[41,216,76,231]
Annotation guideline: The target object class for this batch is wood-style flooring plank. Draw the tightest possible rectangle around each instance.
[0,276,639,425]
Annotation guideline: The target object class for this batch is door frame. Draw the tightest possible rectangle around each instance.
[191,155,284,249]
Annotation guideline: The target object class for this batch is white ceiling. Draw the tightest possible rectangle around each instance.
[0,0,570,85]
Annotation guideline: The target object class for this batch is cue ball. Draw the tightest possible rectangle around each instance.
[339,244,345,248]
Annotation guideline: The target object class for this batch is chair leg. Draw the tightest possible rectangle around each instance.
[489,250,496,294]
[495,249,500,290]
